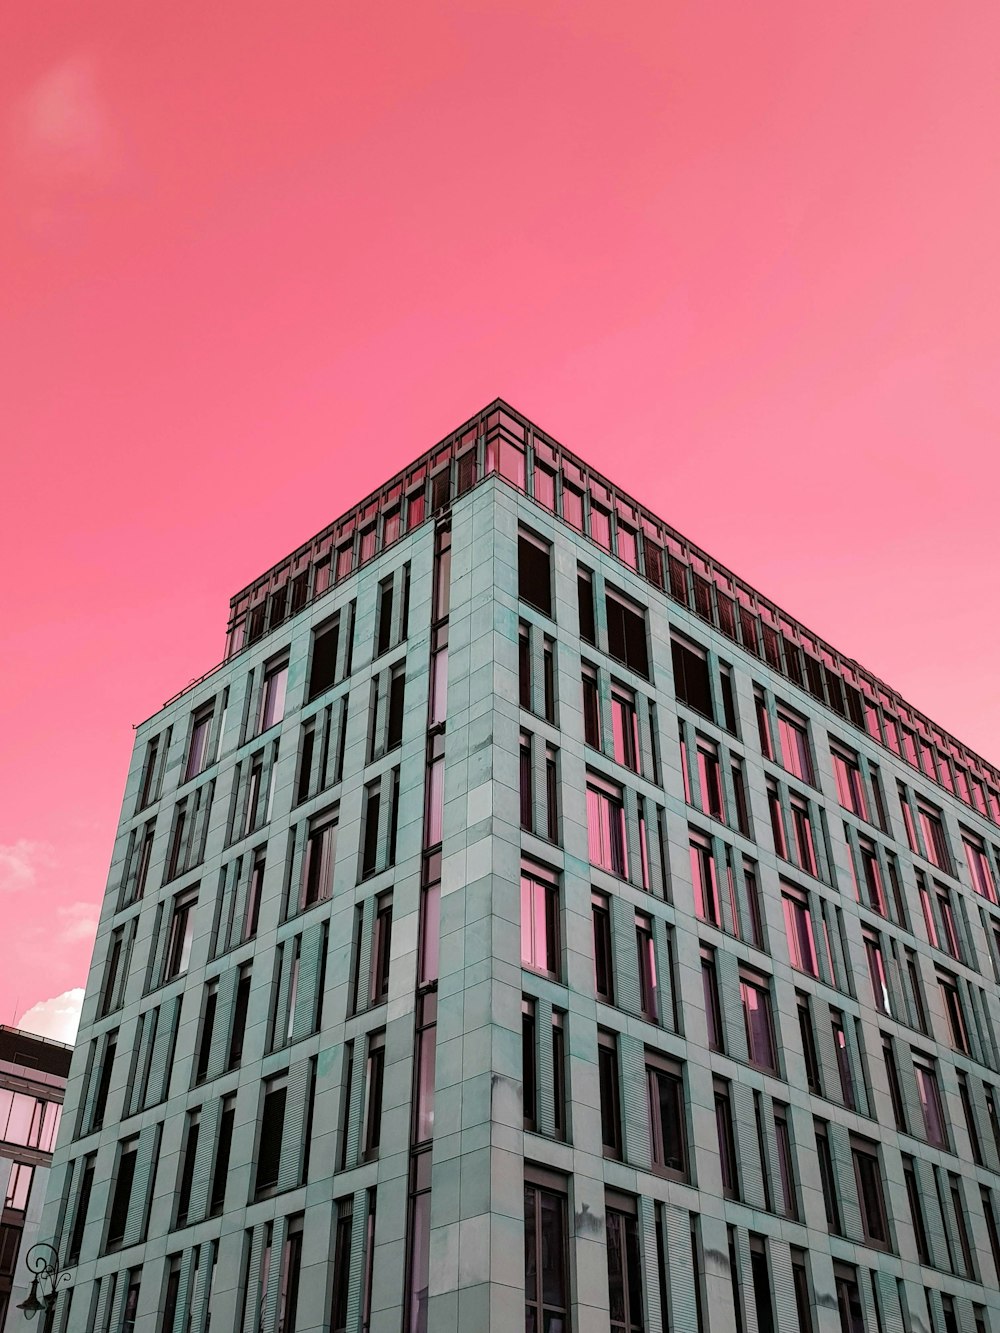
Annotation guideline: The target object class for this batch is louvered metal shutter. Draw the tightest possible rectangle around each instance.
[292,920,326,1040]
[827,1122,863,1242]
[277,1059,312,1190]
[122,1121,161,1247]
[620,1034,650,1168]
[730,1082,766,1209]
[612,896,641,1017]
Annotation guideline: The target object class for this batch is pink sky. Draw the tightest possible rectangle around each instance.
[2,2,999,1039]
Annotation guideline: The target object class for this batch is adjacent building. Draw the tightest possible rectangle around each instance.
[31,400,1000,1333]
[1,1026,70,1329]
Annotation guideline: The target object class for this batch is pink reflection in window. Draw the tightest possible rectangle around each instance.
[690,839,719,925]
[424,755,444,847]
[562,484,583,530]
[590,505,611,549]
[419,882,440,985]
[415,1024,436,1142]
[534,464,555,510]
[617,526,637,569]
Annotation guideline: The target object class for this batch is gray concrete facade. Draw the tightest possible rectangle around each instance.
[29,406,1000,1333]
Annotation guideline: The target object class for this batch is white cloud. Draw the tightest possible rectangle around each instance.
[18,989,84,1045]
[0,840,53,894]
[13,53,120,186]
[57,900,100,946]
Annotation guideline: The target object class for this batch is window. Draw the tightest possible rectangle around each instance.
[783,886,818,976]
[606,1197,644,1333]
[646,1052,687,1178]
[228,966,252,1068]
[521,864,559,977]
[163,888,197,982]
[702,947,724,1052]
[731,758,751,836]
[750,1236,775,1333]
[66,1154,95,1262]
[791,1250,814,1333]
[210,1096,235,1216]
[852,1137,890,1249]
[518,622,531,709]
[255,1076,287,1196]
[518,529,552,616]
[690,833,720,926]
[864,930,891,1015]
[545,746,559,844]
[636,913,658,1022]
[790,796,818,876]
[778,709,813,783]
[607,589,649,677]
[308,617,341,700]
[363,1031,385,1160]
[917,799,950,872]
[913,1054,948,1147]
[520,732,533,830]
[715,1079,738,1197]
[524,1179,570,1333]
[3,1161,33,1211]
[138,733,162,810]
[522,1000,537,1132]
[903,1156,931,1264]
[429,623,448,726]
[598,1030,623,1159]
[815,1121,841,1232]
[797,993,822,1094]
[300,808,337,910]
[107,1136,139,1248]
[175,1109,200,1226]
[121,1272,141,1333]
[612,685,640,771]
[741,969,778,1072]
[774,1104,798,1219]
[587,777,628,878]
[671,633,712,717]
[552,1010,566,1141]
[949,1174,975,1278]
[578,567,597,644]
[832,745,868,819]
[582,665,601,747]
[938,969,970,1053]
[767,781,786,858]
[964,833,997,903]
[834,1264,865,1333]
[831,1013,855,1109]
[593,893,614,1002]
[413,992,436,1144]
[387,665,405,751]
[244,848,266,942]
[278,1215,304,1333]
[331,1201,353,1333]
[375,575,394,657]
[695,738,723,819]
[361,781,381,879]
[258,657,289,733]
[424,733,444,846]
[185,703,215,782]
[370,894,392,1006]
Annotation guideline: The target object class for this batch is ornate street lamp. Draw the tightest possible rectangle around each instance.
[15,1244,72,1321]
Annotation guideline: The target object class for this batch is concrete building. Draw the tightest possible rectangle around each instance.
[31,400,1000,1333]
[1,1026,71,1329]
